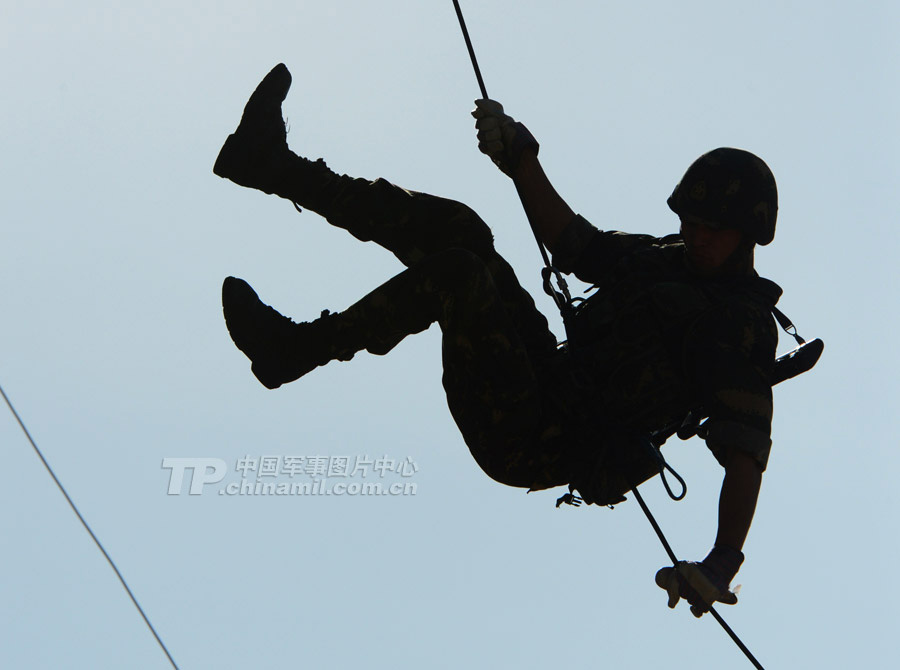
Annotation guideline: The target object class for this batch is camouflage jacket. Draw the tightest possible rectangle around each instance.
[552,215,779,471]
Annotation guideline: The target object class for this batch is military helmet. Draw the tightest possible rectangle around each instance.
[667,148,778,246]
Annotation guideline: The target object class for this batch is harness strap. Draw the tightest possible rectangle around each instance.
[641,436,687,501]
[772,305,805,346]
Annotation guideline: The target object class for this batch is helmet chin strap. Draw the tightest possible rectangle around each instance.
[723,236,756,275]
[686,234,755,278]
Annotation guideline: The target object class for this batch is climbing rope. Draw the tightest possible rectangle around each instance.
[452,0,573,314]
[451,3,768,667]
[1,382,179,669]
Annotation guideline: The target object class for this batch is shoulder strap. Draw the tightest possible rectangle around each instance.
[772,305,806,346]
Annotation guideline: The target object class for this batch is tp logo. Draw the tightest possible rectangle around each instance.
[162,458,227,495]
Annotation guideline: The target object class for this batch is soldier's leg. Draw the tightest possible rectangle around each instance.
[214,64,558,359]
[214,64,491,265]
[224,247,532,388]
[222,248,568,489]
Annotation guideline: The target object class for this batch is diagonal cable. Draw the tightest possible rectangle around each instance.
[1,382,178,670]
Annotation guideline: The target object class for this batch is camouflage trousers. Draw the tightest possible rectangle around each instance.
[308,175,579,491]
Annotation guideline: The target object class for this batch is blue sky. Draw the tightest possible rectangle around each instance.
[2,1,898,668]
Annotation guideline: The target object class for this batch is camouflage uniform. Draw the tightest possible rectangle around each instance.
[307,174,779,501]
[214,65,781,504]
[551,215,780,501]
[311,175,575,490]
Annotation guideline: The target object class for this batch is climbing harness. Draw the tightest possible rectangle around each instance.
[452,0,821,495]
[451,3,823,667]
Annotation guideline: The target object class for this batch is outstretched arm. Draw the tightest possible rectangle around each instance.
[716,447,763,552]
[656,448,762,617]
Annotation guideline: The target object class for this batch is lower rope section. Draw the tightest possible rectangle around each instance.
[630,485,766,670]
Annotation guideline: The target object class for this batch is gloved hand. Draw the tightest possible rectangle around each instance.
[471,99,539,176]
[655,546,744,618]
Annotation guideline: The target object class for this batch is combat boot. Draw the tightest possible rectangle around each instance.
[213,63,347,212]
[222,277,352,389]
[213,63,294,194]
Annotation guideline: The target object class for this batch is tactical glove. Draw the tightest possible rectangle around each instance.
[471,99,539,176]
[655,545,744,618]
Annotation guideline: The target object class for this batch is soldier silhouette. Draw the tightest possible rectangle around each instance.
[214,63,788,617]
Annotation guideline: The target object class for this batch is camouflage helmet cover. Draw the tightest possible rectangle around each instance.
[667,148,778,245]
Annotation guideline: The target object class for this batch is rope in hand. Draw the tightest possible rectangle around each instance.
[631,485,766,669]
[0,382,179,669]
[452,0,573,314]
[450,2,767,668]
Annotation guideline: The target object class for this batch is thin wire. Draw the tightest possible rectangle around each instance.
[0,382,179,670]
[631,485,765,670]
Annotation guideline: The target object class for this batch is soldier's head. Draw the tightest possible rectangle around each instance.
[668,148,777,276]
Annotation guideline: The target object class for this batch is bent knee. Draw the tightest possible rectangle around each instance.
[407,191,496,257]
[425,248,494,296]
[447,205,495,257]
